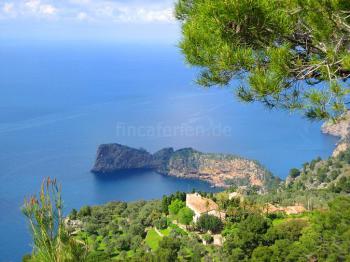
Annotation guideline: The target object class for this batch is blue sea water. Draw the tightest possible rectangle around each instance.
[0,42,337,261]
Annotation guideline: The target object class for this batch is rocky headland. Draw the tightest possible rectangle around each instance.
[322,111,350,157]
[92,144,279,190]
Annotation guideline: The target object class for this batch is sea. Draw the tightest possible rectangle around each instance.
[0,41,338,261]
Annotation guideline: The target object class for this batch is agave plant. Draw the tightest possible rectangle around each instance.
[22,178,87,262]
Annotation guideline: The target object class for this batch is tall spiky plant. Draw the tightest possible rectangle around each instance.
[22,178,87,262]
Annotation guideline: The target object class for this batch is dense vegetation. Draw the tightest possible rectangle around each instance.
[23,191,350,262]
[71,191,350,261]
[175,0,350,120]
[286,148,350,193]
[23,151,350,262]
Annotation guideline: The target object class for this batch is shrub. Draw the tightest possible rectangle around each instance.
[288,168,301,178]
[178,207,194,225]
[197,214,223,234]
[155,217,168,230]
[78,206,92,217]
[251,246,273,262]
[202,233,213,244]
[70,209,78,220]
[168,199,185,215]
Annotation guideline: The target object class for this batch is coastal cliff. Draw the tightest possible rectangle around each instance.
[91,144,154,172]
[92,144,279,190]
[322,111,350,156]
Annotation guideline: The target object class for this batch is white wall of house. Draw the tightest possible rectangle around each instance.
[186,202,202,222]
[208,210,226,220]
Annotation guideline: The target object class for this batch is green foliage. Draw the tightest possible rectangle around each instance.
[22,178,87,262]
[23,178,350,261]
[196,214,223,234]
[330,176,350,193]
[288,168,301,178]
[22,254,32,262]
[298,196,350,261]
[78,206,92,217]
[155,237,181,262]
[85,251,112,262]
[71,200,162,259]
[145,229,162,251]
[176,0,350,120]
[202,233,213,244]
[224,213,270,257]
[265,219,308,244]
[177,207,194,225]
[168,199,185,215]
[70,209,78,220]
[161,192,186,214]
[222,196,350,261]
[154,216,168,230]
[251,246,273,262]
[286,148,350,193]
[338,149,350,163]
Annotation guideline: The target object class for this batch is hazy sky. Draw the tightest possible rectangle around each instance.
[0,0,180,43]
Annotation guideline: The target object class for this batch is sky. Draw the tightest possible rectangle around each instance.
[0,0,180,43]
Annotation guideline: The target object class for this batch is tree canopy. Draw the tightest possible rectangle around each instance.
[175,0,350,120]
[197,214,223,233]
[23,176,350,261]
[168,199,185,215]
[177,207,194,225]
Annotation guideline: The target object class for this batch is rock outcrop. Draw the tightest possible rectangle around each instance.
[152,147,175,174]
[92,144,279,191]
[91,144,154,173]
[322,111,350,157]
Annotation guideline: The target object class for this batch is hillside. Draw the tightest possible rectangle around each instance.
[285,149,350,193]
[60,187,350,262]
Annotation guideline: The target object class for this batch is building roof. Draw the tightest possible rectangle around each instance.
[264,203,306,215]
[228,192,242,200]
[264,203,281,213]
[284,205,306,215]
[186,193,219,214]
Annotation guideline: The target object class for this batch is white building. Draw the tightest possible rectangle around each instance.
[186,193,225,222]
[228,192,244,201]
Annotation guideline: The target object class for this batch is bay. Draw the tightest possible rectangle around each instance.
[0,42,337,261]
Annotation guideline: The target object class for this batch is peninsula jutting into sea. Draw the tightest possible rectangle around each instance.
[90,112,350,192]
[91,143,280,190]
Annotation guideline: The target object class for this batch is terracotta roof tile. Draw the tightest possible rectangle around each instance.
[186,193,219,214]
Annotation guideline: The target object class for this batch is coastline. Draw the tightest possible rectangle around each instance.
[321,111,350,157]
[91,144,280,191]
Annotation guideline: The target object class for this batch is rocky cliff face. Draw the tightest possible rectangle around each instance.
[152,147,174,174]
[92,144,279,191]
[165,148,272,188]
[91,144,154,173]
[322,111,350,157]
